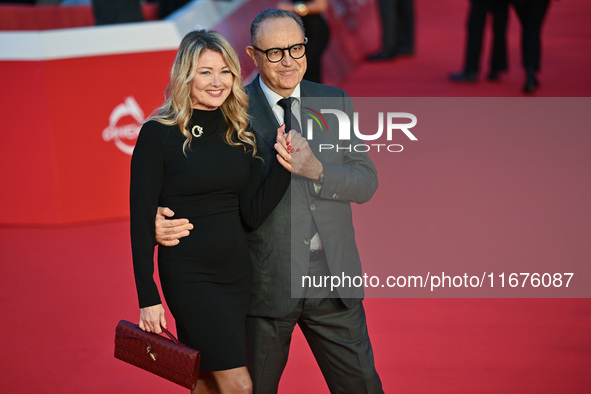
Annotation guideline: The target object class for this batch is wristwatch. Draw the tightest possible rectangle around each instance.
[294,1,310,17]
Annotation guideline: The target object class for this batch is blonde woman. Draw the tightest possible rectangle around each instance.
[130,30,290,393]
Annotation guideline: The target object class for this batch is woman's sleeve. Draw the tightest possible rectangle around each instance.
[129,122,165,308]
[240,153,291,231]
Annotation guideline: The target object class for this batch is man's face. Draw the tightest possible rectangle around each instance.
[247,17,307,97]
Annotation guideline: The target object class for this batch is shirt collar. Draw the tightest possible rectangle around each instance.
[258,76,301,109]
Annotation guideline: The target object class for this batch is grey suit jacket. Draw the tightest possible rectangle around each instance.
[245,77,378,318]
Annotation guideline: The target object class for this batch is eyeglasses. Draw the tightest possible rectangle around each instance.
[252,39,308,63]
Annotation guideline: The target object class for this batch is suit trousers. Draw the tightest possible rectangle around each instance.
[377,0,415,56]
[464,0,509,73]
[511,0,550,72]
[245,253,383,393]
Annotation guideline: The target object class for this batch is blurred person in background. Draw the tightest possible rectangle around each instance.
[277,0,330,83]
[367,0,414,61]
[0,0,35,3]
[449,0,509,83]
[511,0,551,93]
[92,0,143,24]
[155,0,191,19]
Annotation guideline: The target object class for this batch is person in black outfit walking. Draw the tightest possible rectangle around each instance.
[511,0,551,93]
[277,0,330,83]
[450,0,510,82]
[367,0,415,61]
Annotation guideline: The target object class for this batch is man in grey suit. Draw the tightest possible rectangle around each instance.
[155,9,383,393]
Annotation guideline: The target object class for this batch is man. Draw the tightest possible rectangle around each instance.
[155,9,383,393]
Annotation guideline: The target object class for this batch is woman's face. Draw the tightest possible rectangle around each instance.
[190,49,233,110]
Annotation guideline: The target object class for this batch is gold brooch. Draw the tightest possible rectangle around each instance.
[191,125,204,138]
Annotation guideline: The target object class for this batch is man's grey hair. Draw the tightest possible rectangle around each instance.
[250,8,306,46]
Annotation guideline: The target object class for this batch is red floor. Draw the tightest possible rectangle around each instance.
[340,0,591,98]
[1,222,590,393]
[1,0,591,392]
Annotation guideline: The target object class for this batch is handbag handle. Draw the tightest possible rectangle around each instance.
[116,324,182,345]
[116,324,183,361]
[159,327,180,344]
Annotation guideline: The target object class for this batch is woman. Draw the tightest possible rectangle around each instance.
[130,30,290,393]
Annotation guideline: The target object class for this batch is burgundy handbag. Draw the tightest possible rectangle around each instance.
[114,320,200,390]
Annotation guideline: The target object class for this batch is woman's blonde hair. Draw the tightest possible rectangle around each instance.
[150,30,255,156]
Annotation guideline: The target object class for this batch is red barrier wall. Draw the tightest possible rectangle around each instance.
[2,61,62,223]
[0,0,378,225]
[0,4,158,31]
[1,51,176,225]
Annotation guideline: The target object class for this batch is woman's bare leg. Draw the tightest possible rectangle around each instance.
[191,366,251,394]
[211,366,252,394]
[192,371,219,394]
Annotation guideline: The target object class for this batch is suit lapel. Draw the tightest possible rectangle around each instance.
[300,81,328,158]
[247,76,281,153]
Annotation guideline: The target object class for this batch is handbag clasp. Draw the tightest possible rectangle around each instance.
[146,345,157,361]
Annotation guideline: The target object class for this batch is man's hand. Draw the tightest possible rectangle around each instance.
[139,304,167,334]
[275,129,323,181]
[155,207,193,246]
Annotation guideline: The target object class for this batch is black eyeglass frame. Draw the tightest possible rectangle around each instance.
[252,38,308,63]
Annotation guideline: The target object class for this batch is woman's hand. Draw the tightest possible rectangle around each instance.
[275,128,324,180]
[274,125,292,172]
[139,304,168,334]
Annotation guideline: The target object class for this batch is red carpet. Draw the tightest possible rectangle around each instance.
[1,0,591,393]
[340,0,591,97]
[1,223,590,393]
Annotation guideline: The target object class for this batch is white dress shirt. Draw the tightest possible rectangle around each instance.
[258,78,323,251]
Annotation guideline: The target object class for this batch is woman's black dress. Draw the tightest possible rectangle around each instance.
[130,108,289,371]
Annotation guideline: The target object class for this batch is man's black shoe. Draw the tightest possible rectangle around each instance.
[366,51,396,61]
[449,71,478,83]
[487,70,500,81]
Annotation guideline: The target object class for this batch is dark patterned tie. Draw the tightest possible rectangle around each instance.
[277,97,300,133]
[279,98,319,242]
